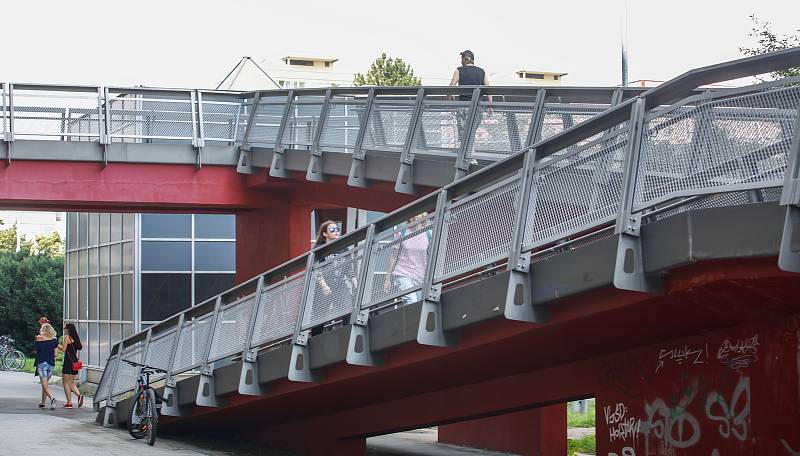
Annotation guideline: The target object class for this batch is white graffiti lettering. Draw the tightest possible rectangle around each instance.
[605,402,641,443]
[608,448,636,456]
[640,380,701,454]
[717,335,759,372]
[655,343,709,373]
[780,439,800,456]
[705,376,751,442]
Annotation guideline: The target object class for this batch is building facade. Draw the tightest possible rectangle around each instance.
[63,213,236,372]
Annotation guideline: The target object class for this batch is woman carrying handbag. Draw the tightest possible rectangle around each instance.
[58,323,84,409]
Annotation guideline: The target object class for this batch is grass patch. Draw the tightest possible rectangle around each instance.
[21,355,63,377]
[567,435,596,456]
[567,400,595,428]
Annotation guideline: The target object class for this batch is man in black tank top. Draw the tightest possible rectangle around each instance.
[450,50,492,103]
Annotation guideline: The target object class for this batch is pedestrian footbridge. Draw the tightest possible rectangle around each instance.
[38,49,800,455]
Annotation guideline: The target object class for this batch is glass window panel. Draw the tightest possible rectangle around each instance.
[99,246,109,274]
[194,214,236,239]
[122,241,134,272]
[123,213,135,240]
[99,213,110,244]
[194,273,235,305]
[88,277,98,320]
[195,242,235,272]
[141,273,192,321]
[99,324,110,367]
[78,323,88,358]
[110,324,121,349]
[89,323,99,366]
[99,276,109,320]
[68,279,77,320]
[122,274,134,321]
[68,252,78,279]
[141,214,191,239]
[79,250,88,276]
[89,213,99,246]
[110,213,122,242]
[141,241,191,271]
[67,213,78,250]
[110,243,122,273]
[122,324,134,339]
[88,247,99,276]
[78,213,88,248]
[110,275,121,321]
[78,278,88,320]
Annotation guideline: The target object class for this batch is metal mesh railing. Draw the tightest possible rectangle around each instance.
[143,329,177,382]
[524,128,629,249]
[281,95,325,149]
[319,100,365,152]
[250,272,306,347]
[302,246,365,330]
[435,175,521,282]
[362,100,416,153]
[201,98,243,144]
[634,83,800,211]
[113,342,144,397]
[107,92,195,142]
[94,354,117,400]
[172,314,214,374]
[414,101,469,155]
[361,213,436,309]
[466,102,535,160]
[208,295,257,362]
[11,90,102,141]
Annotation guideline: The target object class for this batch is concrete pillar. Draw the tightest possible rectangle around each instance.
[437,405,567,456]
[235,205,312,284]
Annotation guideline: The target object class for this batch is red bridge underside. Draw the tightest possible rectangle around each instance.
[155,257,800,456]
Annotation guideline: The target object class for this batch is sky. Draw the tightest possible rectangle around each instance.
[2,0,798,89]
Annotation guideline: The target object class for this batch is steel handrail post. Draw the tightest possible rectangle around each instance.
[235,91,263,174]
[238,275,270,395]
[196,296,226,407]
[345,224,380,366]
[5,83,14,163]
[287,253,321,382]
[160,313,186,416]
[454,87,483,180]
[348,87,376,188]
[523,89,547,149]
[101,341,124,427]
[395,88,426,194]
[306,88,333,182]
[268,90,296,178]
[778,108,800,272]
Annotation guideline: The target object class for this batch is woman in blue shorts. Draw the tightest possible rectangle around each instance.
[34,323,58,410]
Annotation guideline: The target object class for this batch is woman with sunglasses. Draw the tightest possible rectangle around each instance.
[312,221,356,328]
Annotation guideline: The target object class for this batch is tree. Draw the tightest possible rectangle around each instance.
[0,224,17,252]
[354,53,422,87]
[740,15,800,80]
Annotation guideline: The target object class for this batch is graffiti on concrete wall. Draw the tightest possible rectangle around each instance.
[716,335,759,373]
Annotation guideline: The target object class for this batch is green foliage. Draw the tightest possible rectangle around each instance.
[0,248,64,354]
[567,435,596,456]
[0,224,17,252]
[354,53,422,87]
[567,400,596,428]
[22,352,63,377]
[740,15,800,79]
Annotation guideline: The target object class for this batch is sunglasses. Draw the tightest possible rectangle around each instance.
[327,225,340,233]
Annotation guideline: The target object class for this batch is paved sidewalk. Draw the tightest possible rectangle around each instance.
[0,370,520,455]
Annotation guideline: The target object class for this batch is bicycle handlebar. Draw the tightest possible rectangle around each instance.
[121,358,168,373]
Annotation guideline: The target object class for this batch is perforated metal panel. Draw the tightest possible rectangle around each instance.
[302,246,364,330]
[94,355,117,400]
[144,330,176,372]
[281,95,325,148]
[362,101,415,153]
[107,93,194,142]
[319,101,365,151]
[362,214,435,309]
[248,96,289,147]
[536,103,610,143]
[208,295,256,362]
[434,176,521,282]
[414,101,469,155]
[112,342,144,397]
[201,98,244,144]
[634,83,800,211]
[524,129,629,249]
[11,90,101,141]
[466,103,535,160]
[250,272,305,346]
[172,314,213,374]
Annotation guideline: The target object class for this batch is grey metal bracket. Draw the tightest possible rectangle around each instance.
[236,91,263,175]
[454,87,482,180]
[395,88,426,194]
[306,89,333,183]
[346,225,382,366]
[238,276,271,395]
[196,296,226,408]
[288,329,322,383]
[269,90,295,179]
[613,214,662,293]
[96,87,110,167]
[192,90,205,170]
[504,252,549,322]
[348,88,376,188]
[417,190,457,347]
[160,313,187,417]
[236,146,255,174]
[102,399,118,428]
[523,89,548,149]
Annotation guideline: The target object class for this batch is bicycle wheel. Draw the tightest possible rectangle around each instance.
[4,350,25,371]
[128,389,148,439]
[145,389,158,446]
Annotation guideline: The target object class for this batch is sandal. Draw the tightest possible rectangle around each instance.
[38,403,45,409]
[62,403,73,409]
[49,398,56,410]
[77,394,84,408]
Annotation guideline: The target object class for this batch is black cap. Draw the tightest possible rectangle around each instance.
[460,50,475,61]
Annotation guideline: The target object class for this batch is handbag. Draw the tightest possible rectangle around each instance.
[66,347,83,371]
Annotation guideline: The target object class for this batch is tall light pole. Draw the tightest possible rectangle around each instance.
[621,0,629,86]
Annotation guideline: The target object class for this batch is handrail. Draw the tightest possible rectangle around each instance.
[68,48,800,413]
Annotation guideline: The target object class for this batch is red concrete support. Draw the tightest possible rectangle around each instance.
[235,204,312,283]
[438,406,567,456]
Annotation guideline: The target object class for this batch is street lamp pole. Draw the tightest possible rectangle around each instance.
[621,0,629,87]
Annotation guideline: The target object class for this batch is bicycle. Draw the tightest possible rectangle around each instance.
[122,359,166,446]
[0,335,26,371]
